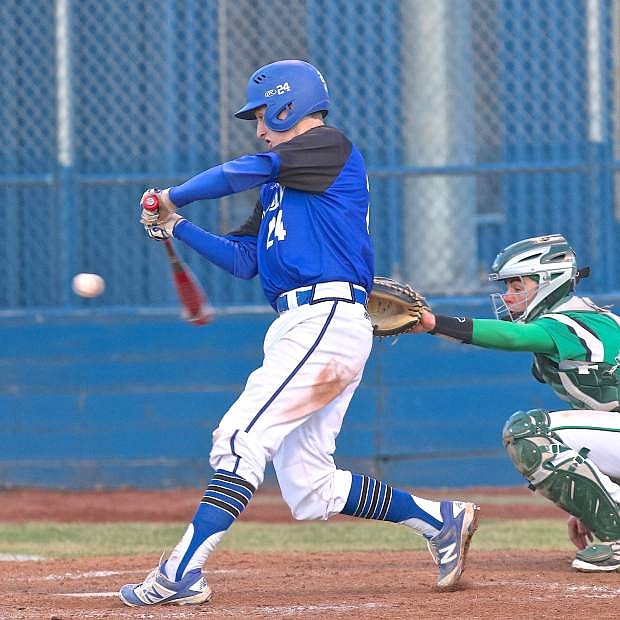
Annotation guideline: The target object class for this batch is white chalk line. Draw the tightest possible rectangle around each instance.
[40,566,244,581]
[257,602,390,614]
[56,591,119,598]
[474,578,620,599]
[52,594,391,615]
[44,570,129,581]
[0,554,45,561]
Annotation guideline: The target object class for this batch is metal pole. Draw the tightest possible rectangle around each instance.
[586,0,615,290]
[612,0,620,232]
[55,0,75,306]
[2,0,20,307]
[400,0,477,294]
[587,0,604,144]
[217,0,230,234]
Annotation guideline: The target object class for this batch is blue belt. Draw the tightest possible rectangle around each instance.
[276,282,368,313]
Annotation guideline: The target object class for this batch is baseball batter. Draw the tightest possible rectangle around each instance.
[119,60,479,607]
[412,234,620,573]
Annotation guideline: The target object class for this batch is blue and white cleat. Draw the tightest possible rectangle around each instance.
[119,559,213,607]
[427,500,480,589]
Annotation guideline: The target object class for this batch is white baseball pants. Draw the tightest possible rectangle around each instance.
[210,296,373,520]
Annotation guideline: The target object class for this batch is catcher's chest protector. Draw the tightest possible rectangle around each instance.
[532,308,620,412]
[533,354,620,412]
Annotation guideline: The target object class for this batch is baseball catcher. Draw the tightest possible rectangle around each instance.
[410,234,620,573]
[368,276,430,337]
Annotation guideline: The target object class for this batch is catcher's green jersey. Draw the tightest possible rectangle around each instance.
[531,296,620,411]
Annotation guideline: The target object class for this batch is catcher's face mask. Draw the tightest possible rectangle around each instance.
[488,234,578,322]
[490,276,539,321]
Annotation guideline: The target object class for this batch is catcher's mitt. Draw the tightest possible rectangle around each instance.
[367,276,430,337]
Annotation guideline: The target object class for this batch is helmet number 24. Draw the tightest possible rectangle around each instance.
[266,209,287,248]
[265,82,292,98]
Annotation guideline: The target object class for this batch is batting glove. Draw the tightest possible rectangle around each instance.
[140,187,177,226]
[144,213,184,241]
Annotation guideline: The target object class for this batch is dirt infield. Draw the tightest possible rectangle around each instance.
[1,487,619,619]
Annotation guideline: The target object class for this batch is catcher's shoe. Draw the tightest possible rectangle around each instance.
[572,542,620,573]
[119,559,212,607]
[426,500,480,589]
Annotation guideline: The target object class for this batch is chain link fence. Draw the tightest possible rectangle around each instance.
[1,0,619,311]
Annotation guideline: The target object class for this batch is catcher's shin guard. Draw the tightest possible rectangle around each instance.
[502,409,620,541]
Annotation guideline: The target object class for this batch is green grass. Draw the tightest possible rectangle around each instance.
[0,519,573,559]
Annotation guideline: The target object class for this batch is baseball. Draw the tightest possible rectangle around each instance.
[71,272,105,298]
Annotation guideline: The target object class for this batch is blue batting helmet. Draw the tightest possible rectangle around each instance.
[234,60,329,132]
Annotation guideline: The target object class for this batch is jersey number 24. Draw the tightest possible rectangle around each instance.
[266,209,287,248]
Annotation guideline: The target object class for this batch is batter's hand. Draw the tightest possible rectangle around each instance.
[567,515,593,549]
[140,187,176,226]
[143,214,184,241]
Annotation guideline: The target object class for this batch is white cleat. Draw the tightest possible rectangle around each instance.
[119,559,213,607]
[426,501,480,589]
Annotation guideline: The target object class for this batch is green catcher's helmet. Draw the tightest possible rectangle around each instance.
[488,234,578,322]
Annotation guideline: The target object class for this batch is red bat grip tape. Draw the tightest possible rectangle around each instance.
[142,194,159,211]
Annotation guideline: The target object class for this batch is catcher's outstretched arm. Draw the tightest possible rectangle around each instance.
[426,314,556,355]
[428,315,474,341]
[472,319,555,353]
[409,308,438,333]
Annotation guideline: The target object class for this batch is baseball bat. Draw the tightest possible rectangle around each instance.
[142,194,214,326]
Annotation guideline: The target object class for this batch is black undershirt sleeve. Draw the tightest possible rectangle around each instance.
[226,200,262,237]
[273,126,352,193]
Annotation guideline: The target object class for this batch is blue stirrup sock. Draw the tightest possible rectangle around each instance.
[341,473,443,538]
[164,470,256,581]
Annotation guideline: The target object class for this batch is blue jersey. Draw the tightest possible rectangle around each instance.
[241,127,372,305]
[172,126,374,309]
